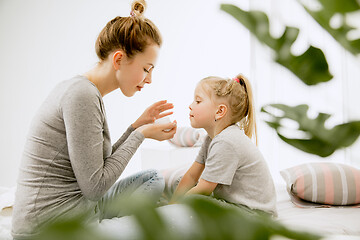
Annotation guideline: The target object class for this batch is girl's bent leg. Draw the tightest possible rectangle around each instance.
[97,169,165,221]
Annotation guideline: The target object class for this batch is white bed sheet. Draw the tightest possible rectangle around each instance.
[1,183,360,240]
[276,182,360,237]
[0,208,11,240]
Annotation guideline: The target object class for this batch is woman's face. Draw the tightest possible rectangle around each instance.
[117,44,159,97]
[189,84,218,130]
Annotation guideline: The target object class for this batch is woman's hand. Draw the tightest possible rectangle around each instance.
[132,100,174,129]
[136,120,177,141]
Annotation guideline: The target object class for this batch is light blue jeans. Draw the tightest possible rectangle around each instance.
[96,169,165,221]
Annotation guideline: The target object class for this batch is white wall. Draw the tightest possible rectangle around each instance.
[0,0,359,187]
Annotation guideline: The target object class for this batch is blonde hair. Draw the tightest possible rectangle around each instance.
[95,0,162,61]
[200,74,258,144]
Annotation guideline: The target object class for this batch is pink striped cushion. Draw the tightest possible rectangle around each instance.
[168,127,204,147]
[280,162,360,206]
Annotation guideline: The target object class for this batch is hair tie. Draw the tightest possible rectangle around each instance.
[233,77,240,83]
[130,10,136,17]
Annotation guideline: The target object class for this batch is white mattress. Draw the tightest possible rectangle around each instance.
[275,182,360,237]
[1,183,360,240]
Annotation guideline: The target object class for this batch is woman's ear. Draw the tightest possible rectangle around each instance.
[112,50,125,70]
[215,104,228,121]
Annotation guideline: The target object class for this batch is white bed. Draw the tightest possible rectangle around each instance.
[1,182,359,240]
[275,181,360,238]
[0,187,14,239]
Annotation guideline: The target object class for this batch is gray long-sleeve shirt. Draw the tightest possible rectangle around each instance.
[12,76,145,239]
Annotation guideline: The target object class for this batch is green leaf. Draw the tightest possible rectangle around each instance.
[31,216,110,240]
[32,195,322,240]
[315,0,360,14]
[298,0,360,55]
[182,196,321,240]
[220,4,333,85]
[261,104,360,157]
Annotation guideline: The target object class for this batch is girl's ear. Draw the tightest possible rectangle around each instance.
[112,50,125,70]
[215,104,228,121]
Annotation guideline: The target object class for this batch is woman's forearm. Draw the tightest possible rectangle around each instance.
[112,125,136,153]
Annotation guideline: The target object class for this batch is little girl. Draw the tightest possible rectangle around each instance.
[171,75,277,216]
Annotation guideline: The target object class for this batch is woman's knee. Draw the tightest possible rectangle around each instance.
[143,169,164,183]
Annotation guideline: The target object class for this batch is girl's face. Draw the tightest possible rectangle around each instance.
[189,84,218,130]
[116,44,159,97]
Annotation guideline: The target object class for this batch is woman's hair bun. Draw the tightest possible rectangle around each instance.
[131,0,147,18]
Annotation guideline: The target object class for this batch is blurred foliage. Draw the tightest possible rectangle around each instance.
[30,216,109,240]
[181,196,320,240]
[261,104,360,157]
[220,2,360,157]
[220,4,333,86]
[298,0,360,55]
[31,196,322,240]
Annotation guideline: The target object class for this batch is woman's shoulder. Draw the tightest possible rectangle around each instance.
[55,75,103,111]
[59,76,101,100]
[64,75,99,94]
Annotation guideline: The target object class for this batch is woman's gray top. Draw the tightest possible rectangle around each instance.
[12,76,145,239]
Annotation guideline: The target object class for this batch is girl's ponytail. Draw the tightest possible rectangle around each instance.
[235,74,257,145]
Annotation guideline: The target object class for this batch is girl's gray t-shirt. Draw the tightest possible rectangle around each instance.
[195,125,277,216]
[12,76,145,239]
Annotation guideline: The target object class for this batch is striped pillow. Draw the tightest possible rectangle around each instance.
[168,127,205,147]
[280,162,360,206]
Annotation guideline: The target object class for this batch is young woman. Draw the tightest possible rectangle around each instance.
[11,0,177,238]
[171,75,277,217]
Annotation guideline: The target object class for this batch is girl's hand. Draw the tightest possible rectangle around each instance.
[136,120,177,141]
[132,100,174,129]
